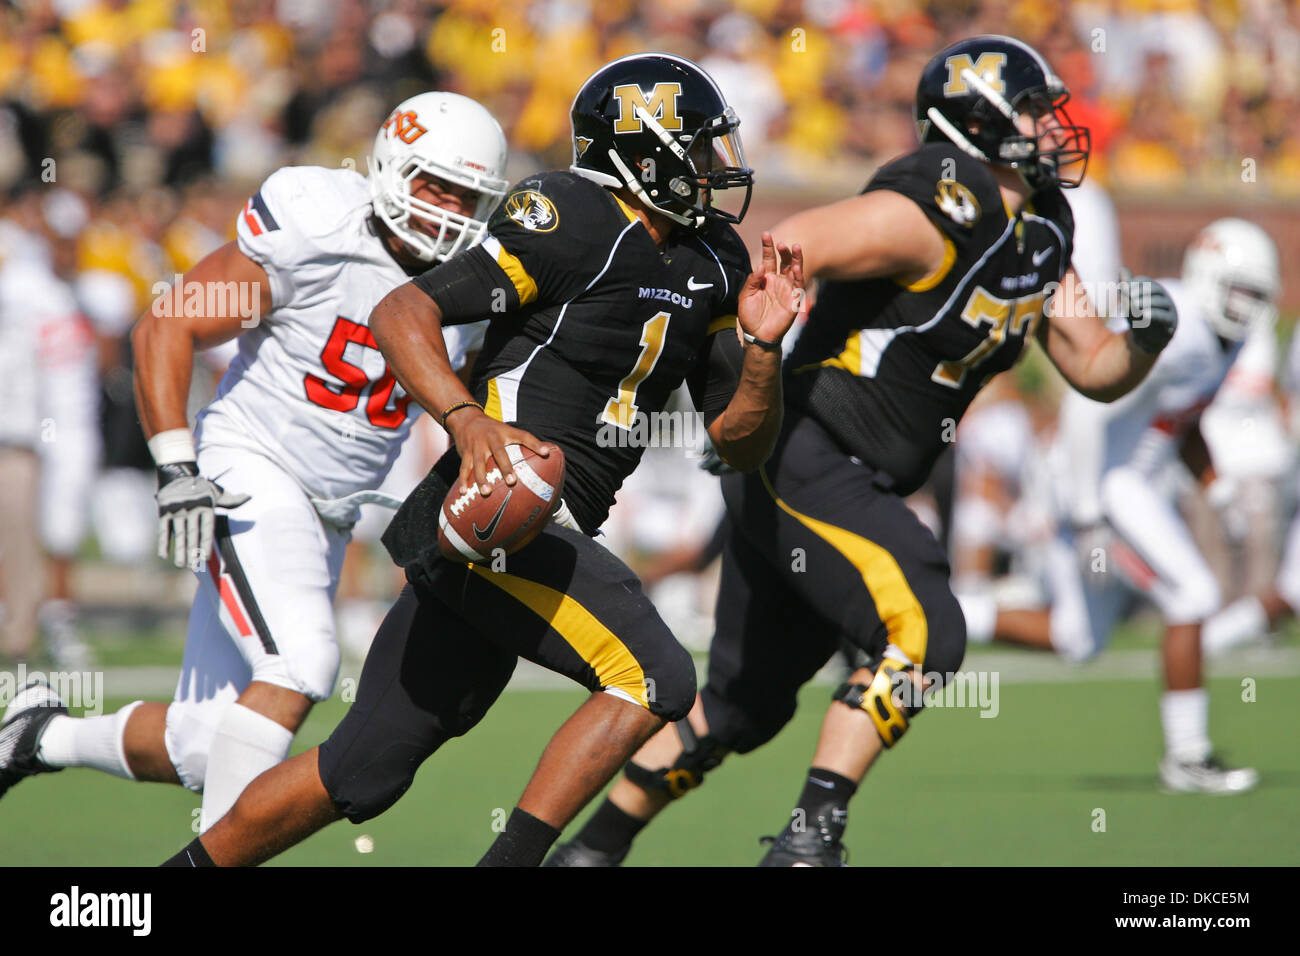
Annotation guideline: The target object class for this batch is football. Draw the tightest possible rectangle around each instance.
[437,444,566,563]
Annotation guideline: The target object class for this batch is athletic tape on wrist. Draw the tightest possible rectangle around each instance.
[148,428,197,466]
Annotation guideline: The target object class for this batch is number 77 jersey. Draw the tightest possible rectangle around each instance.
[786,140,1075,496]
[195,165,483,501]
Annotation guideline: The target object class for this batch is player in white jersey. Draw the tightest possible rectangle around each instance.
[961,219,1280,793]
[1203,291,1300,655]
[0,93,509,828]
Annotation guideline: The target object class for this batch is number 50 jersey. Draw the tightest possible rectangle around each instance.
[787,141,1075,495]
[196,166,482,501]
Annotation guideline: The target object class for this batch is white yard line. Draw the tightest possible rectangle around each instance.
[80,645,1300,699]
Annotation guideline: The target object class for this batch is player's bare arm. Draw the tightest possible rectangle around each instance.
[132,240,269,567]
[769,189,946,284]
[132,240,273,439]
[1035,267,1175,402]
[707,232,805,471]
[369,282,551,497]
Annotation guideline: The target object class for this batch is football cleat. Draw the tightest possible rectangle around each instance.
[0,679,66,800]
[541,840,628,867]
[1158,753,1258,795]
[757,812,849,867]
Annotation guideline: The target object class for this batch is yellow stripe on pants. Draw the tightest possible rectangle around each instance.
[758,466,928,665]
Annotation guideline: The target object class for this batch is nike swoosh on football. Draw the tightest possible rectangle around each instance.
[472,490,513,541]
[686,277,713,291]
[1032,248,1052,266]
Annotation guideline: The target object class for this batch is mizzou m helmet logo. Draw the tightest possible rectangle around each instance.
[942,52,1007,97]
[611,82,683,134]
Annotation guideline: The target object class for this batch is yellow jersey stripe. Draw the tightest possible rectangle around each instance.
[758,466,928,664]
[707,314,737,337]
[468,565,649,707]
[895,231,957,293]
[484,378,503,421]
[495,245,538,306]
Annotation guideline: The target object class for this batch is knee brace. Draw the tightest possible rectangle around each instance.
[624,719,727,800]
[833,651,916,748]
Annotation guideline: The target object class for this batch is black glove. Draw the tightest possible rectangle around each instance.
[155,462,251,569]
[1121,270,1178,355]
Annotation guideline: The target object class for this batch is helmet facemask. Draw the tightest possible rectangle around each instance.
[999,89,1091,190]
[934,64,1091,190]
[605,103,753,228]
[370,150,508,263]
[1207,280,1277,341]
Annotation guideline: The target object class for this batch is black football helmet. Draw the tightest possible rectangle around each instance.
[569,52,753,228]
[915,35,1090,189]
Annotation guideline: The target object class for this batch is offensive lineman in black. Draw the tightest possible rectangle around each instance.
[161,53,804,866]
[551,35,1181,866]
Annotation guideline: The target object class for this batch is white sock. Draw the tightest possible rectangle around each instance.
[1160,688,1211,762]
[200,703,295,832]
[37,700,142,779]
[1202,596,1268,656]
[957,592,997,644]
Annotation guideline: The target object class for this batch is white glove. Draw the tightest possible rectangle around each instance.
[155,462,251,569]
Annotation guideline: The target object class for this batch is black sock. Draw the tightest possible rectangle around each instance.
[574,799,646,855]
[477,808,561,867]
[160,837,217,868]
[792,767,857,838]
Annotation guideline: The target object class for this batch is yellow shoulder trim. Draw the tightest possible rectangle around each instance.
[612,194,640,225]
[495,245,538,306]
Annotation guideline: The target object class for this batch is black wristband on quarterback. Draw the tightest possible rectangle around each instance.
[441,400,484,427]
[156,461,199,486]
[741,330,783,351]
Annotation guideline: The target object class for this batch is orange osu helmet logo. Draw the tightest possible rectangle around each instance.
[383,109,428,144]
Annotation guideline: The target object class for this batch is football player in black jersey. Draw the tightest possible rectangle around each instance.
[160,53,805,867]
[549,35,1180,866]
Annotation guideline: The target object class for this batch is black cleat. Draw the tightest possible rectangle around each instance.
[542,840,628,867]
[758,811,849,867]
[0,679,66,800]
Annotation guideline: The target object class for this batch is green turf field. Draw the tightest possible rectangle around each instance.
[3,626,1298,866]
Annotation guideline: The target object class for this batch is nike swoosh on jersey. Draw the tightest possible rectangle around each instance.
[686,277,714,291]
[473,490,513,541]
[1032,248,1052,266]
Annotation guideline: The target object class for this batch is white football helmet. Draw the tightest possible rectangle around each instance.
[1182,218,1280,341]
[368,92,509,263]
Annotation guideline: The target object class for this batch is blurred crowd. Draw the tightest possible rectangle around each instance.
[4,0,1300,200]
[2,0,1298,665]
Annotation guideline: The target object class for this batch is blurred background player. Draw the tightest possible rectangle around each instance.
[0,93,506,829]
[964,218,1280,792]
[1202,315,1300,656]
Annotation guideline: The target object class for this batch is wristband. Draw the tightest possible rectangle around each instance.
[148,428,196,466]
[441,400,484,427]
[741,330,783,351]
